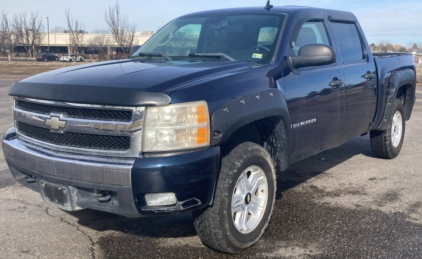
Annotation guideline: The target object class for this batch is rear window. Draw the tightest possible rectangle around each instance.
[330,22,364,62]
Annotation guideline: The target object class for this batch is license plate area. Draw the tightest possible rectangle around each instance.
[40,181,72,210]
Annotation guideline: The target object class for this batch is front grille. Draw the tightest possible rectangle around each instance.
[17,122,130,151]
[16,100,133,122]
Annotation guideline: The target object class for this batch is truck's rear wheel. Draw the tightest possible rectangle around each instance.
[193,142,276,253]
[370,98,405,159]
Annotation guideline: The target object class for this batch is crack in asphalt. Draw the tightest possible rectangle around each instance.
[45,207,97,259]
[0,186,12,194]
[0,198,97,259]
[0,198,44,208]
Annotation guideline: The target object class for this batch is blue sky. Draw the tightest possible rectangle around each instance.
[2,0,421,46]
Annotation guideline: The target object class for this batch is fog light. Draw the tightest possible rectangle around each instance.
[145,193,177,207]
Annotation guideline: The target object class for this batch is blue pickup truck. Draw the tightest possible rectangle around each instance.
[3,4,416,253]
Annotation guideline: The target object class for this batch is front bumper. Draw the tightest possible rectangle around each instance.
[3,128,220,217]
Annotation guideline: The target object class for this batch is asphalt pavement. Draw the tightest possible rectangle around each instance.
[0,75,422,259]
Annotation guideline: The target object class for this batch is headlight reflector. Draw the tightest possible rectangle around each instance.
[143,101,210,152]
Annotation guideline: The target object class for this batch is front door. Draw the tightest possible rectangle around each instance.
[283,18,344,162]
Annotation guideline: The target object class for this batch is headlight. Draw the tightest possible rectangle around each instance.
[143,101,210,152]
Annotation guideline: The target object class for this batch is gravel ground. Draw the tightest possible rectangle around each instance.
[0,74,421,259]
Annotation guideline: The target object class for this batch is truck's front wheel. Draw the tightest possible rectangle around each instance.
[194,142,276,253]
[370,98,405,159]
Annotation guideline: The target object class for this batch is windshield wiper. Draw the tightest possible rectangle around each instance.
[137,52,172,61]
[188,53,237,62]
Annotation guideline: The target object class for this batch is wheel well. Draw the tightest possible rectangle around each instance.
[396,84,413,120]
[220,116,289,172]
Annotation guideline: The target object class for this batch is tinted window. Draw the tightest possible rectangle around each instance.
[135,14,286,64]
[293,21,330,55]
[158,24,202,56]
[330,22,364,62]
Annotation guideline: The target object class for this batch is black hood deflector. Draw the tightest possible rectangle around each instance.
[9,82,171,107]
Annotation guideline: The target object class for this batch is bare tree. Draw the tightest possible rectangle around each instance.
[1,12,23,56]
[369,43,377,52]
[50,26,66,33]
[65,8,85,54]
[21,12,44,57]
[104,3,136,54]
[0,12,6,54]
[88,34,111,60]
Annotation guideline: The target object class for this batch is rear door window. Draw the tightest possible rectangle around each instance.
[330,22,364,63]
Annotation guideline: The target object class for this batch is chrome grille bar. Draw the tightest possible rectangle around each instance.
[13,97,144,157]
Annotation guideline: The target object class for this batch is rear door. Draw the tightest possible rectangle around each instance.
[327,18,377,142]
[283,14,344,162]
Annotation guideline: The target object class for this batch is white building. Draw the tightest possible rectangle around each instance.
[8,31,153,55]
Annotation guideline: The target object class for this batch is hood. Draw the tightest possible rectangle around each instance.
[9,59,251,106]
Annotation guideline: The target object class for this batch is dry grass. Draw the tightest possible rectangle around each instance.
[0,60,94,75]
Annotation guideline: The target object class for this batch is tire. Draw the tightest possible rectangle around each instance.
[194,142,276,253]
[43,58,47,61]
[370,98,405,159]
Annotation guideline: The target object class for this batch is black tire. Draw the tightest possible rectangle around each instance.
[193,142,276,253]
[370,98,405,159]
[43,58,47,61]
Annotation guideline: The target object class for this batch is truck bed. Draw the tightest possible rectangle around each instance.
[372,52,411,59]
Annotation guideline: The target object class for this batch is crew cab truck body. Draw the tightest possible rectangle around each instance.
[3,6,416,253]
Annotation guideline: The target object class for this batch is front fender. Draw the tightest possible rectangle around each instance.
[210,89,291,147]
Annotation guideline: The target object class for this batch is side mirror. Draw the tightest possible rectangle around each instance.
[129,45,142,56]
[290,44,336,69]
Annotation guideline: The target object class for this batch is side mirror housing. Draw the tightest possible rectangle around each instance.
[290,44,336,69]
[129,45,142,56]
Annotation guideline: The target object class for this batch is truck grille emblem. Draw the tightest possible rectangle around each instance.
[45,116,67,131]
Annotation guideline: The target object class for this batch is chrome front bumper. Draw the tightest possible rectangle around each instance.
[3,129,135,186]
[3,128,142,217]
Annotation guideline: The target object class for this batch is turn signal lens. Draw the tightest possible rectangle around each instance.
[143,101,210,152]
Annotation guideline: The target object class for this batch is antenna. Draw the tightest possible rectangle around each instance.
[265,0,274,10]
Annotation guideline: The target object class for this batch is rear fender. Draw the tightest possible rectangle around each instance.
[372,68,415,131]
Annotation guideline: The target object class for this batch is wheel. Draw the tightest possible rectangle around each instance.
[43,58,47,61]
[193,142,276,253]
[55,58,58,61]
[370,98,405,159]
[69,59,73,62]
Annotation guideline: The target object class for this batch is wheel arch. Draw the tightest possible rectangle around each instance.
[396,83,414,121]
[373,68,416,131]
[210,90,292,171]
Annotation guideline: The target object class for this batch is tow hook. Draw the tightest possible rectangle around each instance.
[96,191,111,202]
[24,176,36,183]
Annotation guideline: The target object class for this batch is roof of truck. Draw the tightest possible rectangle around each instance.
[180,5,354,18]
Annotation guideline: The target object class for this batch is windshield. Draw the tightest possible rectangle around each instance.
[133,13,286,64]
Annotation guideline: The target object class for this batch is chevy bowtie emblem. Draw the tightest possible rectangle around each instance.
[45,116,67,131]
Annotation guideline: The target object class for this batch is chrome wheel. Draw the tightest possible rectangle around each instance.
[231,165,268,233]
[391,111,403,148]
